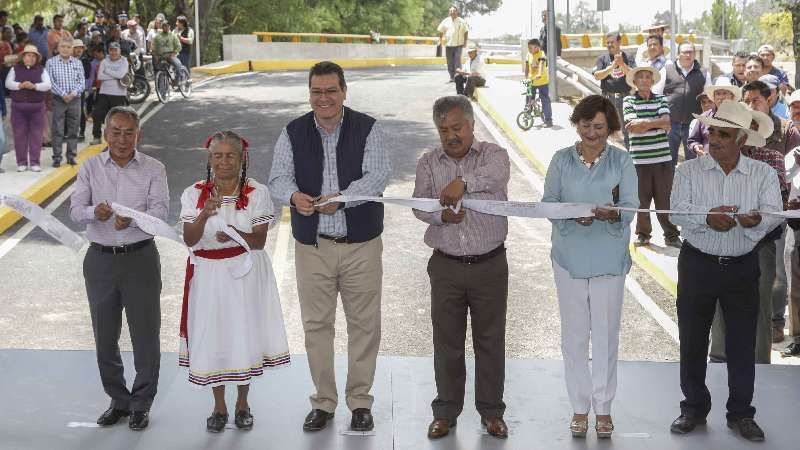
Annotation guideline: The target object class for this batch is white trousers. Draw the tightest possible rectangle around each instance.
[552,260,625,415]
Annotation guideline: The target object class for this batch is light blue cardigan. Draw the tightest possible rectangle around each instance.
[542,143,639,279]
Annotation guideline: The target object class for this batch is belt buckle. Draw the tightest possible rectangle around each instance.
[718,256,731,266]
[463,256,476,265]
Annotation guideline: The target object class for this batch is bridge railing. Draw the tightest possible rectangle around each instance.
[560,32,712,49]
[252,32,438,45]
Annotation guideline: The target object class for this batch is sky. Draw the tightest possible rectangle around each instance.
[467,0,716,38]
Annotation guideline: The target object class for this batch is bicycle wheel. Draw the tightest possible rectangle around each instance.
[127,76,150,104]
[144,62,155,81]
[178,68,192,98]
[516,111,534,130]
[155,71,170,104]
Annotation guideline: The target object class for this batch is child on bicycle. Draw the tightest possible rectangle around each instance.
[524,38,553,127]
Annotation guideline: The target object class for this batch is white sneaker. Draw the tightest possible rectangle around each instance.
[30,165,41,172]
[17,165,27,172]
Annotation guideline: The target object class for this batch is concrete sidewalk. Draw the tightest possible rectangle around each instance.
[473,70,798,365]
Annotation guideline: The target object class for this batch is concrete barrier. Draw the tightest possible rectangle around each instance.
[223,35,437,62]
[250,57,445,72]
[192,60,251,75]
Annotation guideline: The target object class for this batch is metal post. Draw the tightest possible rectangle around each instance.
[670,0,677,61]
[566,0,571,33]
[600,11,604,35]
[546,0,557,99]
[721,1,726,40]
[194,0,201,66]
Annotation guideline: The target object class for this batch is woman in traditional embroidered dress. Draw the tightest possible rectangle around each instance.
[179,130,290,432]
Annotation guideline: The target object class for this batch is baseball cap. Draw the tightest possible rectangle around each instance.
[757,44,775,55]
[759,74,780,91]
[108,41,120,49]
[73,40,85,48]
[787,90,800,106]
[156,13,166,21]
[80,17,88,24]
[127,20,137,27]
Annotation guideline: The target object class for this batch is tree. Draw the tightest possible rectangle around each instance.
[694,0,741,39]
[760,12,792,53]
[567,0,599,34]
[776,0,800,87]
[451,0,502,17]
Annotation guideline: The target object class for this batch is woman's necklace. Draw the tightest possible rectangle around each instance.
[211,178,241,199]
[576,142,604,169]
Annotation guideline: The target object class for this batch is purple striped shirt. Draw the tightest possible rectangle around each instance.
[69,150,169,246]
[412,140,510,256]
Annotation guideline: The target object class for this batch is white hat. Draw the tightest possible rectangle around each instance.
[625,66,661,90]
[642,22,669,32]
[787,90,800,107]
[703,77,742,102]
[692,100,770,147]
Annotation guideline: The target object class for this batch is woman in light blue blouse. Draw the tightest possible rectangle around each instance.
[542,95,638,439]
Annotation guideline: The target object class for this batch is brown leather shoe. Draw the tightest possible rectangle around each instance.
[773,327,785,343]
[427,418,455,439]
[481,416,509,439]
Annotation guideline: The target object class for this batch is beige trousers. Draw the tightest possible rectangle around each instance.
[295,236,383,412]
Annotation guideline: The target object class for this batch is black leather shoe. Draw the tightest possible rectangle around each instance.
[67,157,77,166]
[235,409,254,430]
[207,412,228,433]
[351,408,374,432]
[129,410,149,430]
[52,160,61,168]
[303,409,334,432]
[96,407,130,426]
[727,418,765,441]
[782,342,800,357]
[670,414,706,434]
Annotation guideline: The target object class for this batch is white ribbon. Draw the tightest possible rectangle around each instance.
[324,195,800,219]
[1,193,86,252]
[112,202,253,278]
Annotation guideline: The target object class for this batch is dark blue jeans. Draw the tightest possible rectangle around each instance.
[669,121,693,167]
[531,85,552,122]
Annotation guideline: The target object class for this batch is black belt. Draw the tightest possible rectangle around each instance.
[318,234,348,244]
[683,241,754,266]
[434,245,505,265]
[90,239,153,255]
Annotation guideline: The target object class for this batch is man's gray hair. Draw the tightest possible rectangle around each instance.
[57,35,74,47]
[104,105,141,129]
[433,95,474,126]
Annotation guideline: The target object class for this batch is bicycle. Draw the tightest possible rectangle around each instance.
[154,58,191,104]
[124,53,151,104]
[516,79,543,131]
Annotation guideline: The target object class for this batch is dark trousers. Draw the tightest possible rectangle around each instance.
[83,242,162,411]
[531,84,553,122]
[669,121,694,167]
[445,46,463,81]
[428,249,508,421]
[78,91,86,137]
[51,95,80,162]
[178,51,192,73]
[634,162,679,240]
[604,93,629,149]
[92,94,128,139]
[454,74,485,98]
[677,244,759,420]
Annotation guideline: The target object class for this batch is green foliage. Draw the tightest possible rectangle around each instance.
[692,0,741,39]
[557,0,599,34]
[759,12,793,55]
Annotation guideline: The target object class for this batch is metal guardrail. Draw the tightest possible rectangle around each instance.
[555,58,602,96]
[252,32,438,45]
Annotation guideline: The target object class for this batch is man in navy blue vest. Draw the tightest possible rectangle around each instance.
[268,61,390,433]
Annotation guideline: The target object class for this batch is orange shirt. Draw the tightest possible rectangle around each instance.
[47,29,72,56]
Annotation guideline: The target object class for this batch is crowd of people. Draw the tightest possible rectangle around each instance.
[0,10,193,171]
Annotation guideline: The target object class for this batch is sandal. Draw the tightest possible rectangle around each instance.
[235,409,254,430]
[595,417,614,439]
[206,411,228,433]
[570,415,588,438]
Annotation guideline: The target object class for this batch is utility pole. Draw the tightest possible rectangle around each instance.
[566,0,571,33]
[670,0,677,61]
[547,0,558,99]
[194,0,201,66]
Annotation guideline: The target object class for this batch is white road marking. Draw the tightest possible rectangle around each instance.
[474,105,544,195]
[0,74,241,260]
[475,100,681,345]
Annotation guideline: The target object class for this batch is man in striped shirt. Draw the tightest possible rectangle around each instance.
[622,66,681,248]
[414,96,510,440]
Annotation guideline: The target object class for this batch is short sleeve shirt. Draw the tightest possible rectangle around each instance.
[593,51,635,94]
[437,17,468,47]
[527,50,549,86]
[179,179,276,251]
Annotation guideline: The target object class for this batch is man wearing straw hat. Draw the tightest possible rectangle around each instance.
[635,22,671,67]
[687,78,742,157]
[622,65,681,248]
[669,100,782,442]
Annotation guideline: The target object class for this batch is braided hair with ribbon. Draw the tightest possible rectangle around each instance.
[196,130,255,210]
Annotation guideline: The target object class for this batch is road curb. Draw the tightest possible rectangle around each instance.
[473,88,679,298]
[0,144,105,235]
